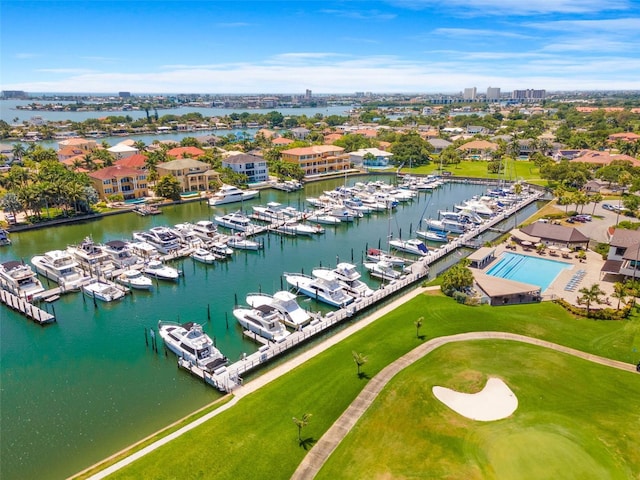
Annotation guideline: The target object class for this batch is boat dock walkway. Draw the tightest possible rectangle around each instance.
[181,189,544,393]
[0,289,56,324]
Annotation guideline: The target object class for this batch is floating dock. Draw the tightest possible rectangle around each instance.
[0,289,56,324]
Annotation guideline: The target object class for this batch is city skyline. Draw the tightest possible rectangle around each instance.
[1,1,639,94]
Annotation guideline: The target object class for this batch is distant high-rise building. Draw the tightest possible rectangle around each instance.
[463,87,477,101]
[2,90,27,99]
[355,92,365,98]
[486,87,501,101]
[305,89,312,99]
[119,91,131,98]
[512,89,546,101]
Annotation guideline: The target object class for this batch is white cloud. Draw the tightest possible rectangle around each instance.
[320,9,397,20]
[433,28,532,39]
[15,53,39,59]
[215,22,251,28]
[390,0,630,15]
[36,68,98,74]
[527,17,640,32]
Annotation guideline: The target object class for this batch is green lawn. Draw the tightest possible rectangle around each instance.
[106,294,640,480]
[404,159,548,185]
[317,340,640,480]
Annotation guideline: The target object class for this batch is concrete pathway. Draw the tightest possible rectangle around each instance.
[291,331,637,480]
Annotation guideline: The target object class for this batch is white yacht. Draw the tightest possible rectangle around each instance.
[208,184,259,206]
[171,223,206,248]
[425,218,466,234]
[455,199,494,216]
[245,291,311,329]
[328,207,362,222]
[191,220,219,241]
[116,269,153,290]
[143,260,180,281]
[281,220,324,236]
[416,229,449,243]
[366,248,406,267]
[307,212,341,225]
[284,272,354,308]
[363,260,402,280]
[191,248,219,264]
[126,241,159,260]
[158,321,227,371]
[313,263,374,298]
[233,305,291,343]
[100,240,140,268]
[67,237,115,275]
[214,211,258,233]
[31,250,85,290]
[0,260,45,298]
[389,238,428,256]
[132,227,180,254]
[82,279,127,302]
[252,202,300,222]
[227,234,262,250]
[0,228,10,246]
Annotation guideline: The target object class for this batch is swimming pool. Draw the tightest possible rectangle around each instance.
[485,252,572,291]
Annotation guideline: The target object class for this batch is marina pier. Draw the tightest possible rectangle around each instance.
[180,188,544,392]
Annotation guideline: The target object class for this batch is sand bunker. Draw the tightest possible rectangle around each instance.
[432,377,518,421]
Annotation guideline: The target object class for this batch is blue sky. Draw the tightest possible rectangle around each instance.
[1,0,639,94]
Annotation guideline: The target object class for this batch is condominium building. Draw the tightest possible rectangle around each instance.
[486,87,501,101]
[512,89,546,101]
[463,87,477,101]
[156,158,219,192]
[89,165,148,201]
[280,145,350,177]
[222,153,269,183]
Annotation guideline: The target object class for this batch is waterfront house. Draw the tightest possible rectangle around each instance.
[221,153,269,183]
[115,153,147,170]
[569,150,640,167]
[290,127,310,140]
[156,158,219,192]
[272,137,294,146]
[601,228,640,279]
[89,165,148,201]
[57,137,97,152]
[456,140,499,160]
[280,145,350,177]
[349,148,393,168]
[427,138,452,154]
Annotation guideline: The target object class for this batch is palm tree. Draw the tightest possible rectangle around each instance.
[414,316,424,338]
[610,282,628,310]
[589,192,603,214]
[352,351,367,376]
[577,283,605,316]
[11,143,26,163]
[292,413,312,443]
[133,140,147,152]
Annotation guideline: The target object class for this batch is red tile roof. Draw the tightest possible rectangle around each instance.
[115,153,147,168]
[88,165,145,180]
[167,146,205,158]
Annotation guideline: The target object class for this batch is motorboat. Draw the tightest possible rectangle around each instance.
[67,237,115,275]
[363,260,402,280]
[116,269,153,290]
[455,199,494,216]
[284,272,354,308]
[389,238,428,256]
[82,279,127,302]
[208,184,259,206]
[252,202,301,222]
[126,241,159,260]
[425,218,466,234]
[158,321,227,371]
[342,198,373,214]
[227,234,262,250]
[210,241,234,257]
[233,305,291,343]
[328,207,361,222]
[100,240,140,267]
[0,260,45,298]
[31,250,85,290]
[191,248,220,264]
[170,224,206,249]
[214,211,258,233]
[132,227,180,254]
[143,260,180,281]
[281,220,324,236]
[313,263,374,297]
[307,212,341,225]
[191,220,219,241]
[366,248,406,267]
[245,291,311,329]
[416,229,449,243]
[0,228,10,246]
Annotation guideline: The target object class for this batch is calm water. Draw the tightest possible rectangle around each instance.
[1,177,512,479]
[0,100,350,123]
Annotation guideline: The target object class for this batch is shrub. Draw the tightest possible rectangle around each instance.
[553,298,632,320]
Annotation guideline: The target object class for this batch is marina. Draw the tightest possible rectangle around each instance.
[0,175,544,479]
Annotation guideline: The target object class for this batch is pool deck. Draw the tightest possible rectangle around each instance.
[484,243,614,307]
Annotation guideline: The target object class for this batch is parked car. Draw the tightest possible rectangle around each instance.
[602,203,615,211]
[575,214,592,222]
